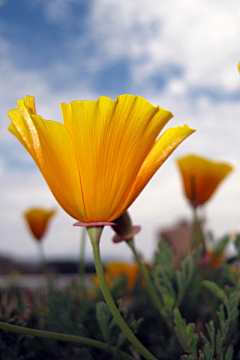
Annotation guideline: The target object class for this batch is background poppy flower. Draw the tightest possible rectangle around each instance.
[177,154,233,208]
[24,208,56,241]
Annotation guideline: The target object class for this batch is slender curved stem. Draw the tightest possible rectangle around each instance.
[0,321,135,360]
[79,227,87,301]
[126,238,173,331]
[88,227,158,360]
[190,207,205,251]
[38,241,50,284]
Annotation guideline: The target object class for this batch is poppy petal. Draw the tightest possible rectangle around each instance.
[61,95,173,221]
[9,97,87,221]
[116,125,195,217]
[29,115,88,221]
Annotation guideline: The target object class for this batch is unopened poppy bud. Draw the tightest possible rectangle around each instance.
[112,211,141,243]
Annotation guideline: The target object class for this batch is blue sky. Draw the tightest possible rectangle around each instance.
[1,0,240,262]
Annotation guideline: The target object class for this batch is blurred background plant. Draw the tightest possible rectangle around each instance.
[1,229,240,359]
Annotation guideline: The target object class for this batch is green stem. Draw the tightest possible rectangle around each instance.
[0,321,135,360]
[38,241,50,283]
[88,227,158,360]
[79,227,87,301]
[126,238,173,331]
[190,208,205,251]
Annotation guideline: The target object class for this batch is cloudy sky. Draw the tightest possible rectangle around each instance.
[1,0,240,263]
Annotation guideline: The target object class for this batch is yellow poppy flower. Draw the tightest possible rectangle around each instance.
[24,208,56,241]
[9,95,194,223]
[177,154,233,208]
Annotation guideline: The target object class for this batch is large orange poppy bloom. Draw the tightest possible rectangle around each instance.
[9,95,194,223]
[177,154,233,208]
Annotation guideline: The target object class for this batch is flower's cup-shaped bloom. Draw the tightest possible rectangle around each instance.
[9,95,194,223]
[24,208,56,241]
[177,154,233,208]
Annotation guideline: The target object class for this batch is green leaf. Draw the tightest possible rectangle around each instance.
[203,342,214,360]
[116,331,127,350]
[234,234,240,258]
[219,353,224,360]
[200,331,209,346]
[225,345,233,360]
[216,329,223,356]
[205,320,215,350]
[161,292,175,310]
[222,263,237,285]
[174,308,189,347]
[96,302,112,345]
[129,317,143,333]
[115,316,143,350]
[214,236,229,257]
[228,291,240,312]
[175,247,202,308]
[174,308,198,357]
[155,240,174,276]
[202,281,226,302]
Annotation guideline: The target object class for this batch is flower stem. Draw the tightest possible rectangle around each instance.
[79,227,87,301]
[126,238,173,331]
[190,208,205,251]
[87,226,158,360]
[38,241,50,283]
[0,321,135,360]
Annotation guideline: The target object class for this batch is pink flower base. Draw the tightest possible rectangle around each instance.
[74,221,116,227]
[112,225,141,243]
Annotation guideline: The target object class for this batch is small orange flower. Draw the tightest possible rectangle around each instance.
[92,272,113,289]
[199,249,225,269]
[105,261,140,291]
[24,208,56,241]
[206,249,225,268]
[92,262,141,291]
[177,154,233,208]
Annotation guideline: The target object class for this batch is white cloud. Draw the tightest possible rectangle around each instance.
[85,0,240,92]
